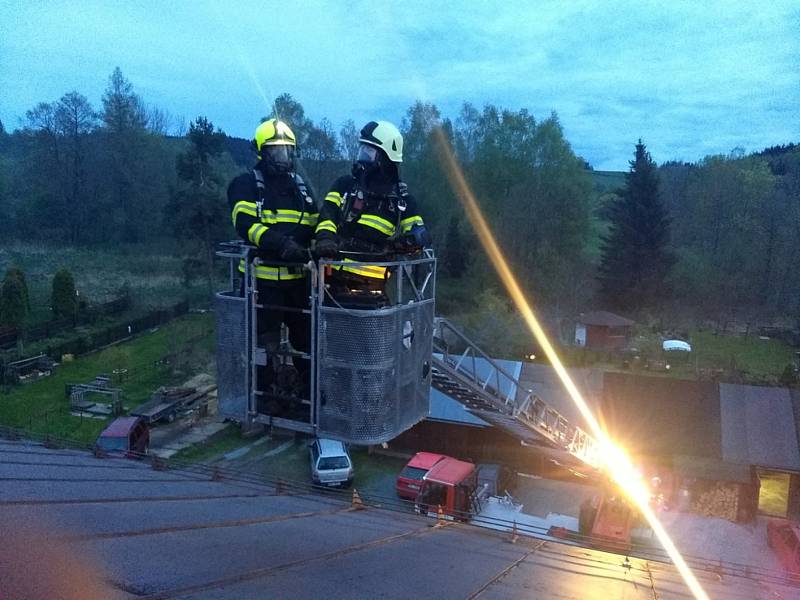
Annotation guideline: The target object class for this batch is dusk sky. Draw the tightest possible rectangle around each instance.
[2,1,798,170]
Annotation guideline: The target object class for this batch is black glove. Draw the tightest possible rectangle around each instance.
[392,236,420,254]
[314,237,339,258]
[278,237,309,262]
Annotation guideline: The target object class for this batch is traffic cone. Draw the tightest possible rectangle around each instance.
[435,504,446,527]
[510,520,519,544]
[351,488,364,509]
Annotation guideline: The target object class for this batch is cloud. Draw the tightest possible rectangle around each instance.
[1,1,797,169]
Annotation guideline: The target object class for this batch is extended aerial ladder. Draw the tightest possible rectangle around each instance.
[215,243,599,469]
[430,318,599,468]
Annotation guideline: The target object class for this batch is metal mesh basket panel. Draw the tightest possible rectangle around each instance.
[215,292,248,421]
[317,300,433,444]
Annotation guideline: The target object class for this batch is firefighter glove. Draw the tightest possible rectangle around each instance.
[314,237,339,258]
[278,236,309,262]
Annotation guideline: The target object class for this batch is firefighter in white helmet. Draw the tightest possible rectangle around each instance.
[314,120,430,306]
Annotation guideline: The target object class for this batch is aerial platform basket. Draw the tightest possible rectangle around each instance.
[215,241,435,445]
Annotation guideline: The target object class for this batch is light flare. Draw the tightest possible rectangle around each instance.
[432,128,710,600]
[209,1,275,115]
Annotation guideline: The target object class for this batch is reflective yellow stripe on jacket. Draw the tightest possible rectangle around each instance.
[247,223,268,245]
[261,209,318,226]
[357,214,395,236]
[232,200,258,225]
[400,215,424,233]
[337,258,387,279]
[316,219,337,234]
[324,191,343,207]
[238,259,305,281]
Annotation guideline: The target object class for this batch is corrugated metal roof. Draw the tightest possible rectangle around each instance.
[577,311,635,327]
[720,383,800,471]
[672,455,754,484]
[600,373,722,459]
[427,388,488,427]
[0,438,795,598]
[517,363,604,430]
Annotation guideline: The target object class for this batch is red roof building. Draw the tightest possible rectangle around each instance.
[574,311,635,350]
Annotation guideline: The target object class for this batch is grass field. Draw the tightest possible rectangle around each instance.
[688,330,797,378]
[173,428,408,497]
[0,242,220,324]
[0,313,214,444]
[590,170,626,193]
[550,327,796,385]
[171,424,245,463]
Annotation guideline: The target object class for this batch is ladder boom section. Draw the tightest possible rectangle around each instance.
[431,318,599,468]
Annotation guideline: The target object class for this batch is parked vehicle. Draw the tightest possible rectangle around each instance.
[476,463,516,497]
[96,416,149,457]
[578,493,635,552]
[415,457,482,520]
[415,457,619,548]
[130,387,203,424]
[396,452,447,500]
[309,438,354,488]
[767,519,800,577]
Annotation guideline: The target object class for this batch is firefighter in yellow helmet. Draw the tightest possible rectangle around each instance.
[227,118,317,413]
[314,120,430,307]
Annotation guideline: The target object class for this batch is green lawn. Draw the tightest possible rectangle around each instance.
[590,170,626,193]
[0,313,214,444]
[0,242,219,324]
[171,424,246,463]
[689,329,796,379]
[172,429,407,496]
[559,327,796,385]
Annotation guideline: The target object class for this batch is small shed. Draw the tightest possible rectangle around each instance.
[671,455,759,523]
[574,311,635,350]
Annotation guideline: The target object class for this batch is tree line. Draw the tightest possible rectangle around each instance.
[0,67,798,332]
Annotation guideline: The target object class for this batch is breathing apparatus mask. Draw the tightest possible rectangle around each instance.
[261,144,295,176]
[351,142,396,186]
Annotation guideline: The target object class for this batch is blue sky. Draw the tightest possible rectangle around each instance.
[1,1,797,170]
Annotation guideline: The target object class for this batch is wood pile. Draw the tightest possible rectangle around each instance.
[691,483,740,522]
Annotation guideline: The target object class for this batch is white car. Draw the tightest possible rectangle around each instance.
[663,339,691,352]
[309,438,354,488]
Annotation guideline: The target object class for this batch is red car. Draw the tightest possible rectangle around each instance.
[396,452,447,500]
[767,519,800,577]
[96,416,150,457]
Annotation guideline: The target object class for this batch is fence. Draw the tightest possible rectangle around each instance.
[0,294,133,350]
[1,300,191,389]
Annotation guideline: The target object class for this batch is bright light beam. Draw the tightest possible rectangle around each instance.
[209,1,275,116]
[432,128,710,600]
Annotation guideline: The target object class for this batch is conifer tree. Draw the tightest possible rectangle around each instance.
[51,269,78,322]
[598,140,673,312]
[0,270,28,328]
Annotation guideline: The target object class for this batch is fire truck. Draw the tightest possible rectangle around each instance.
[215,243,601,470]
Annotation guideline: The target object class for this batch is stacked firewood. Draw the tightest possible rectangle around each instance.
[691,483,739,522]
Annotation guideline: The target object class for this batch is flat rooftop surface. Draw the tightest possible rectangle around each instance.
[0,438,796,599]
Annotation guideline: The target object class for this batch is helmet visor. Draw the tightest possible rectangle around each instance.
[263,144,294,165]
[356,142,380,164]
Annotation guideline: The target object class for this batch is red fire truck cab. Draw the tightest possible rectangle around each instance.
[396,452,447,500]
[415,457,481,520]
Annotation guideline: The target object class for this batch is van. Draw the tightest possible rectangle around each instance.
[309,438,353,488]
[96,416,149,457]
[396,452,447,500]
